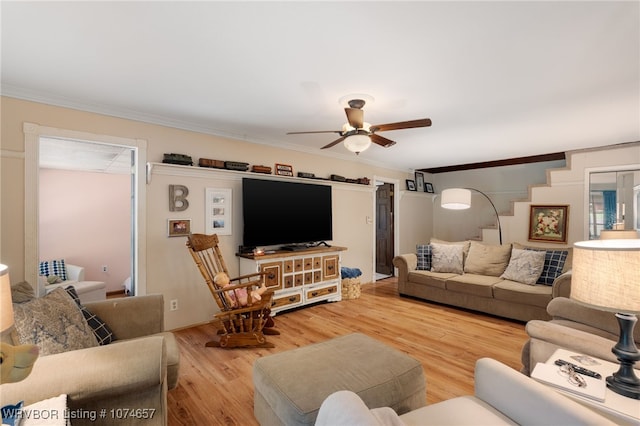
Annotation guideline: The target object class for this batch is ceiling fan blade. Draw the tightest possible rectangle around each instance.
[370,118,432,133]
[287,130,342,135]
[321,135,347,150]
[370,133,396,148]
[345,108,364,129]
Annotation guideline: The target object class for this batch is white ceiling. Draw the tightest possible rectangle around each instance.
[2,1,639,172]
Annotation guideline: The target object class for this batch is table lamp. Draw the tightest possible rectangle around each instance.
[571,239,640,399]
[1,264,39,384]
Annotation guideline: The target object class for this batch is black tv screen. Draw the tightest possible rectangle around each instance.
[242,178,333,248]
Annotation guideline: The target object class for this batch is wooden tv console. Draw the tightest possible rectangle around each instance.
[238,246,347,315]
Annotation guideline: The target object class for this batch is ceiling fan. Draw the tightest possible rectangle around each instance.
[287,99,432,154]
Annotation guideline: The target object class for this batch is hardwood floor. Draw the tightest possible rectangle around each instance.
[167,277,528,425]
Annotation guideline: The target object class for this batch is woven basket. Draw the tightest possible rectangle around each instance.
[341,278,361,300]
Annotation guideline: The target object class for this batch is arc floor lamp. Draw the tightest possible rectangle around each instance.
[440,188,503,245]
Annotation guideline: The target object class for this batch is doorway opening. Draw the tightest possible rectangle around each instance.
[375,180,395,281]
[23,123,147,296]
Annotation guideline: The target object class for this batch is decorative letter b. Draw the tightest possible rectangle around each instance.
[169,185,189,211]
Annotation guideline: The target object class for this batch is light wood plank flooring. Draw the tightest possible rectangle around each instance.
[167,277,528,425]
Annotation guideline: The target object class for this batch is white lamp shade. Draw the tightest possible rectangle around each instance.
[571,239,640,314]
[441,188,472,210]
[343,134,371,153]
[0,264,14,333]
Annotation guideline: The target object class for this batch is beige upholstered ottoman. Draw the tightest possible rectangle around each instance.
[253,333,426,425]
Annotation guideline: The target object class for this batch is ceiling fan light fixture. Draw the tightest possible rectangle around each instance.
[344,134,371,154]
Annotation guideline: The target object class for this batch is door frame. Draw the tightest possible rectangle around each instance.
[23,122,148,296]
[372,175,400,279]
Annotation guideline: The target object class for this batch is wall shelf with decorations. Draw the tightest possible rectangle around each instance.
[146,162,373,192]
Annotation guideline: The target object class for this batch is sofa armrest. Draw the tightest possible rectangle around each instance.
[475,358,616,425]
[66,264,85,281]
[392,254,418,291]
[550,270,571,298]
[0,336,166,407]
[85,294,165,340]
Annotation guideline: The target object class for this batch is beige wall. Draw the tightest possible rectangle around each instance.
[1,96,417,330]
[2,96,638,330]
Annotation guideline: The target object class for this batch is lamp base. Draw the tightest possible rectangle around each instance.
[607,313,640,400]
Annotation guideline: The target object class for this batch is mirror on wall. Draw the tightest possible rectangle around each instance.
[588,168,640,239]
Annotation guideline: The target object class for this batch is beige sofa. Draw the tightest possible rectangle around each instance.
[393,240,573,322]
[316,357,615,425]
[1,293,180,426]
[521,296,640,376]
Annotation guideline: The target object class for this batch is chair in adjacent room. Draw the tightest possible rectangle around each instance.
[186,233,278,349]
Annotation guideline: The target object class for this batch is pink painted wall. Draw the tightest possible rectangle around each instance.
[39,169,131,292]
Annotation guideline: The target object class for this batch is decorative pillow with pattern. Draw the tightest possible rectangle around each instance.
[430,242,464,274]
[12,287,98,356]
[416,244,432,270]
[500,248,547,285]
[525,248,568,285]
[38,259,68,281]
[65,286,115,345]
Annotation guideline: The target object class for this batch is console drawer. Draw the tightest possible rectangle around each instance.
[271,292,302,310]
[306,284,339,301]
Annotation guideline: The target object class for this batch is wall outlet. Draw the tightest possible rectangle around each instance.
[170,299,178,311]
[102,265,108,272]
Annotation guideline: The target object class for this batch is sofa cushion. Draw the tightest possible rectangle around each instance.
[513,242,572,272]
[493,280,553,308]
[445,274,502,298]
[13,287,98,356]
[416,244,432,271]
[431,243,464,274]
[500,248,546,285]
[65,286,115,345]
[464,241,512,276]
[407,270,455,289]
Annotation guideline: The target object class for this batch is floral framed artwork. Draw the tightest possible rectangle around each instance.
[528,205,569,243]
[168,219,191,237]
[406,179,416,191]
[206,188,232,235]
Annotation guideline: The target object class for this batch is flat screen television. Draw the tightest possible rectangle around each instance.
[242,178,333,248]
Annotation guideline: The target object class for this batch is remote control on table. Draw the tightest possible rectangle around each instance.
[554,359,602,379]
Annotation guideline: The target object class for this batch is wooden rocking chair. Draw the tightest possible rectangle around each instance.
[186,233,279,349]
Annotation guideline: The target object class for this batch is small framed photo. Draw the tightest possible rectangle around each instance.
[424,182,435,193]
[406,179,416,191]
[275,163,293,177]
[206,188,232,235]
[528,205,569,243]
[415,171,425,192]
[168,219,191,237]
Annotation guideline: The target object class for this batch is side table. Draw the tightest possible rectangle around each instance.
[542,348,639,425]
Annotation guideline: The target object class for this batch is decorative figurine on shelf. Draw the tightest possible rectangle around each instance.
[213,272,268,308]
[0,342,39,384]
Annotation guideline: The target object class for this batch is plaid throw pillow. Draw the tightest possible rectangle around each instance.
[65,286,115,345]
[525,249,568,285]
[416,244,432,270]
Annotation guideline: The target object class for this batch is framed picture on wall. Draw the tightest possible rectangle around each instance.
[425,182,435,193]
[414,171,425,192]
[168,219,191,237]
[406,179,416,191]
[528,205,569,243]
[206,188,232,235]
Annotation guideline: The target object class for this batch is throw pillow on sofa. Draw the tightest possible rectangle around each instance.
[463,241,512,276]
[12,287,98,355]
[416,244,432,270]
[512,243,571,285]
[500,248,546,285]
[430,242,464,274]
[38,259,68,281]
[65,286,115,345]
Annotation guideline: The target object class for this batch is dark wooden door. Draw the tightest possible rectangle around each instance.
[376,183,394,276]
